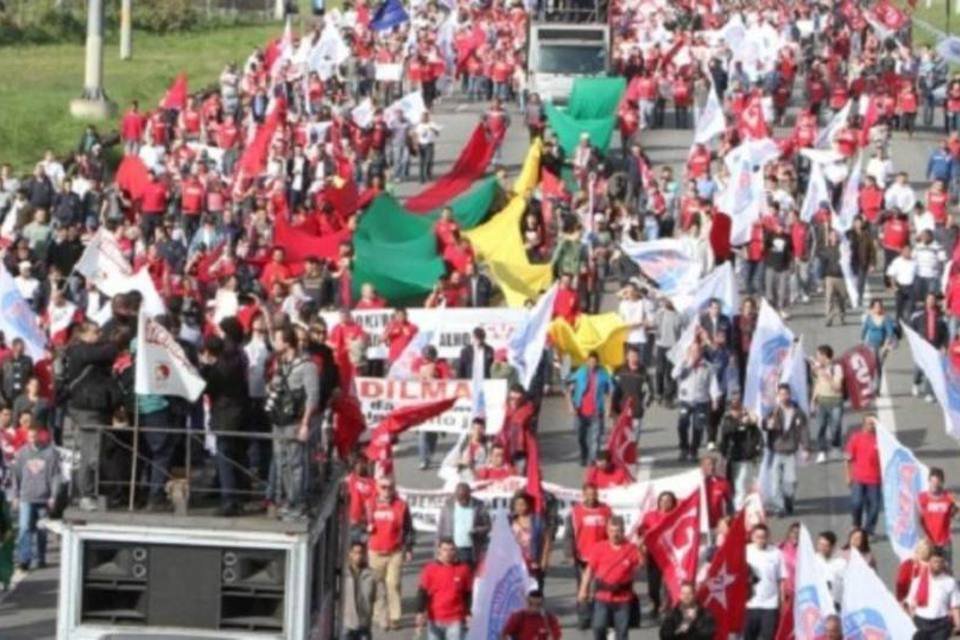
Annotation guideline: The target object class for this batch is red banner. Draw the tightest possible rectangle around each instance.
[839,345,878,410]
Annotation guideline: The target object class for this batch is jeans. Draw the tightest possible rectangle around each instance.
[427,621,465,640]
[746,260,765,295]
[342,630,371,640]
[914,616,952,640]
[764,268,791,312]
[591,600,631,640]
[139,409,176,501]
[677,402,709,457]
[655,346,677,401]
[216,433,244,508]
[730,461,756,510]
[850,482,881,535]
[418,143,435,183]
[770,452,797,514]
[274,424,306,510]
[814,401,844,452]
[419,431,438,466]
[575,414,604,465]
[894,284,916,322]
[17,503,48,567]
[745,608,779,640]
[65,408,107,499]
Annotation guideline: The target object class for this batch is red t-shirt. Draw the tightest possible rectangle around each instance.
[181,180,206,215]
[345,472,375,525]
[571,502,613,561]
[919,490,956,546]
[704,475,732,528]
[845,430,881,485]
[367,497,408,553]
[121,111,144,142]
[474,464,515,481]
[584,465,631,489]
[588,541,641,602]
[141,181,168,214]
[579,370,597,418]
[501,609,562,640]
[418,561,474,623]
[553,288,580,326]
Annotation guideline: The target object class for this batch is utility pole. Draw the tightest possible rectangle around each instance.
[120,0,132,60]
[70,0,115,119]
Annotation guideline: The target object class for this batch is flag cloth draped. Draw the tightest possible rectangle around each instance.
[841,549,916,638]
[675,261,740,317]
[743,299,795,417]
[134,311,206,402]
[643,490,700,601]
[364,396,459,460]
[115,156,151,201]
[792,524,836,640]
[606,399,637,476]
[352,177,500,303]
[405,124,498,212]
[548,313,629,370]
[544,77,626,154]
[465,140,553,307]
[161,73,188,110]
[877,421,929,561]
[903,323,960,440]
[0,268,47,360]
[466,514,531,640]
[697,509,749,639]
[507,284,558,389]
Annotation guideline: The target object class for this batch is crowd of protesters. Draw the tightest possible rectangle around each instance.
[2,0,960,638]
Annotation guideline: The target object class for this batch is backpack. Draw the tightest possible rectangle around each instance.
[267,359,307,426]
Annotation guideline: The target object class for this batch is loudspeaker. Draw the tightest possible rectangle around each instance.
[84,542,149,582]
[221,549,285,589]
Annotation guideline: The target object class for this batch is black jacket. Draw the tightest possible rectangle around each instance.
[910,309,950,349]
[64,340,119,414]
[611,363,652,416]
[200,348,250,431]
[464,274,494,308]
[659,606,716,639]
[719,412,763,463]
[456,344,494,379]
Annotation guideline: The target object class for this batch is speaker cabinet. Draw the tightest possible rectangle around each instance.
[81,542,149,624]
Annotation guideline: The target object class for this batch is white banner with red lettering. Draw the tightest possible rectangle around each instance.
[322,307,527,360]
[356,377,507,435]
[135,311,206,402]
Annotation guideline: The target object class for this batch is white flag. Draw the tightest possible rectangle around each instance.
[127,268,168,318]
[816,100,852,149]
[694,83,726,144]
[676,262,740,318]
[834,152,862,233]
[74,229,134,296]
[467,514,532,640]
[387,329,435,380]
[385,91,426,128]
[620,238,701,296]
[743,299,794,416]
[779,336,809,413]
[351,98,375,129]
[840,549,916,638]
[507,284,558,390]
[667,320,699,378]
[799,161,831,223]
[718,153,765,246]
[437,428,470,489]
[0,268,47,360]
[903,323,960,440]
[135,311,206,402]
[876,421,929,561]
[838,235,861,309]
[793,524,836,640]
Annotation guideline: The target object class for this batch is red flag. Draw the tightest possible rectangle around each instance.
[363,396,458,460]
[524,429,546,514]
[643,490,701,601]
[737,94,770,140]
[697,510,749,639]
[237,106,282,177]
[274,209,350,264]
[115,155,151,201]
[404,124,498,213]
[859,94,880,146]
[606,399,637,476]
[161,73,188,110]
[331,347,366,460]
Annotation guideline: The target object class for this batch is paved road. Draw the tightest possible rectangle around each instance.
[0,94,953,639]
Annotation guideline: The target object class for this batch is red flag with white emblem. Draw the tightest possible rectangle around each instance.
[644,490,701,601]
[737,94,770,140]
[697,509,749,639]
[606,399,637,477]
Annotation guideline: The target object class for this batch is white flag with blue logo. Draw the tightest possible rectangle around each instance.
[620,238,700,296]
[467,514,532,640]
[0,267,47,360]
[841,549,916,638]
[507,284,558,390]
[779,336,809,413]
[877,420,929,561]
[677,261,740,318]
[743,299,794,417]
[793,524,835,640]
[904,323,960,440]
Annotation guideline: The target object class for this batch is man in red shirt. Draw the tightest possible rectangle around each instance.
[577,515,641,640]
[844,415,882,536]
[568,483,613,582]
[584,451,631,489]
[919,467,957,561]
[415,538,474,639]
[120,100,145,155]
[179,173,206,240]
[367,477,414,631]
[501,590,562,640]
[140,170,168,242]
[701,455,731,529]
[474,443,516,481]
[343,457,375,543]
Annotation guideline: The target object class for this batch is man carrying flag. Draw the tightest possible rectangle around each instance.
[642,490,701,605]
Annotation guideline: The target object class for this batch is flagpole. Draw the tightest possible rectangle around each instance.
[128,395,140,511]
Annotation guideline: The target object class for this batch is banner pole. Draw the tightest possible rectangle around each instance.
[128,396,140,511]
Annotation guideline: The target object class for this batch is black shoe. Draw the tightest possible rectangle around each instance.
[17,563,29,572]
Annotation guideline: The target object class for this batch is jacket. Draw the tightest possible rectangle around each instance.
[200,347,251,431]
[611,364,652,416]
[341,564,376,631]
[910,309,949,349]
[464,274,494,307]
[568,365,612,414]
[64,340,119,414]
[765,403,811,454]
[456,344,494,379]
[436,496,491,556]
[846,228,876,273]
[659,606,717,639]
[719,413,763,462]
[12,443,61,503]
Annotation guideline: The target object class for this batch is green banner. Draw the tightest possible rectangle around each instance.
[545,76,626,155]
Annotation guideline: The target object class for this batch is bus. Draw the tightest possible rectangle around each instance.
[527,23,611,103]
